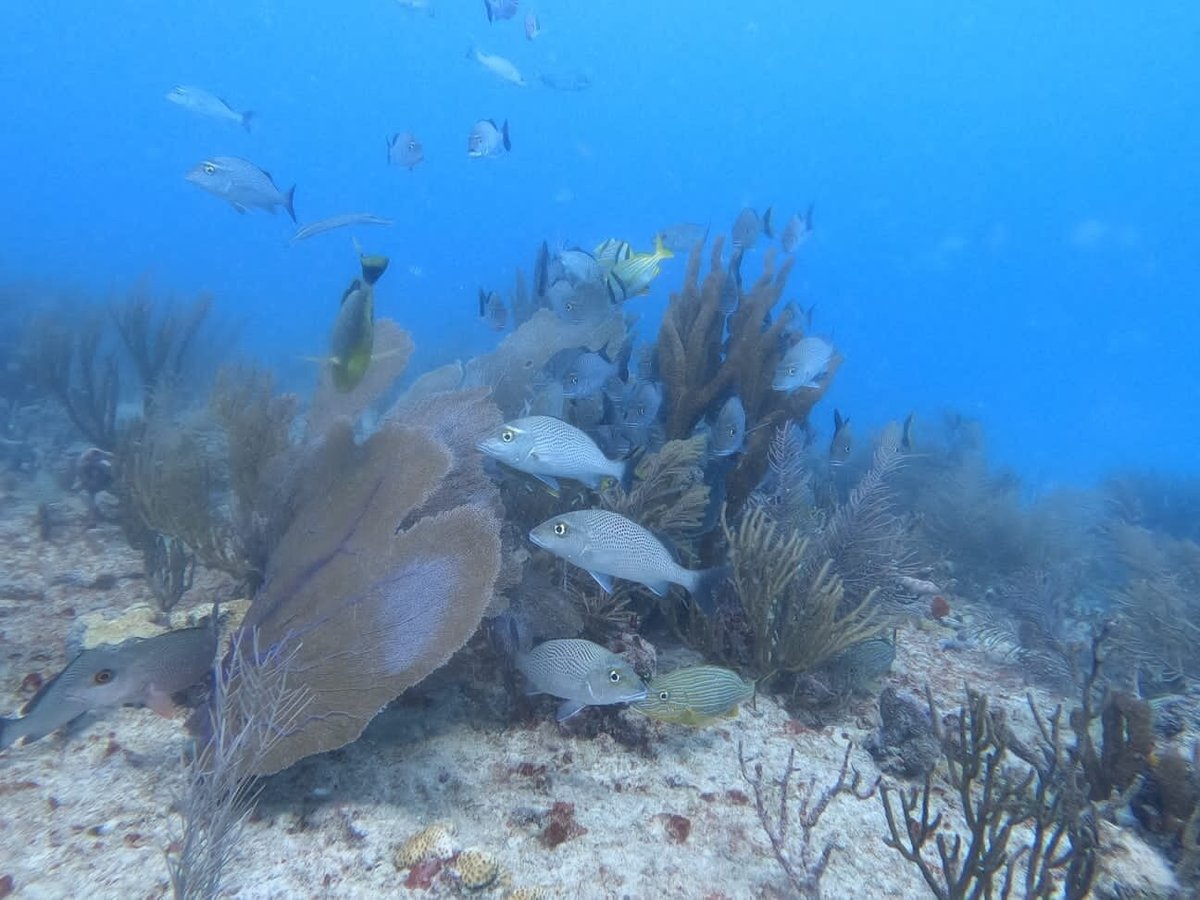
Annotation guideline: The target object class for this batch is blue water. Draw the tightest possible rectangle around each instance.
[3,1,1196,486]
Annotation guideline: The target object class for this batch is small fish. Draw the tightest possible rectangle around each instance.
[548,279,611,326]
[185,156,296,221]
[561,351,617,399]
[620,380,664,430]
[467,47,525,86]
[478,289,508,331]
[830,409,852,465]
[165,85,254,131]
[901,412,916,452]
[820,636,895,694]
[712,395,746,457]
[529,509,725,612]
[557,248,600,283]
[594,238,634,268]
[731,206,773,250]
[604,234,674,302]
[524,11,540,39]
[780,204,814,253]
[0,625,215,750]
[477,415,625,491]
[772,337,834,392]
[719,248,744,315]
[290,213,393,244]
[632,665,754,727]
[484,0,519,22]
[538,71,592,92]
[387,132,424,169]
[658,222,709,254]
[516,638,645,722]
[468,118,511,158]
[329,251,389,392]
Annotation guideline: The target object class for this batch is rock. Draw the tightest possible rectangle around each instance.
[865,687,940,778]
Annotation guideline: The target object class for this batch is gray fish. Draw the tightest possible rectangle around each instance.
[468,118,511,158]
[165,84,254,131]
[478,415,625,491]
[538,71,592,92]
[820,636,895,693]
[780,204,814,253]
[772,336,835,392]
[529,509,725,612]
[0,625,215,750]
[516,638,646,722]
[290,213,393,244]
[185,156,297,221]
[468,47,525,86]
[557,248,601,283]
[387,132,424,169]
[478,289,508,331]
[720,247,744,315]
[731,206,773,250]
[658,222,709,254]
[549,279,612,326]
[712,395,746,457]
[484,0,519,22]
[830,409,852,465]
[620,380,664,430]
[632,665,754,727]
[561,351,617,399]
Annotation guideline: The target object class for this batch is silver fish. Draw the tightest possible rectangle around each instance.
[780,204,814,253]
[561,351,617,398]
[524,11,540,39]
[395,0,434,12]
[538,71,592,92]
[484,0,519,22]
[658,222,709,254]
[731,206,773,250]
[772,336,834,391]
[529,509,724,612]
[712,395,746,457]
[548,279,611,326]
[387,132,424,169]
[165,84,254,131]
[632,665,754,727]
[820,636,895,693]
[0,625,215,749]
[478,289,508,331]
[290,213,393,244]
[468,47,525,86]
[516,638,645,722]
[720,248,744,315]
[185,156,296,221]
[620,380,663,430]
[468,118,511,158]
[478,415,625,491]
[830,409,852,465]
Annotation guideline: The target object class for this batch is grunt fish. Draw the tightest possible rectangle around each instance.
[772,336,835,392]
[529,509,725,612]
[731,206,773,250]
[829,409,853,465]
[548,279,611,326]
[478,415,625,491]
[516,638,646,722]
[478,289,509,331]
[560,351,618,399]
[468,118,511,158]
[780,204,814,253]
[632,665,754,727]
[0,624,216,750]
[658,222,709,254]
[387,131,425,169]
[620,380,664,431]
[467,47,525,86]
[185,156,296,221]
[290,213,393,244]
[602,234,673,302]
[820,636,895,694]
[166,84,254,131]
[711,395,746,457]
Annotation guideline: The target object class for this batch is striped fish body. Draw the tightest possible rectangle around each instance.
[772,336,834,392]
[516,638,645,721]
[604,234,674,302]
[477,415,624,490]
[633,665,754,726]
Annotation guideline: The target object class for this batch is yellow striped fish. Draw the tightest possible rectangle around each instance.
[601,233,673,302]
[631,665,754,727]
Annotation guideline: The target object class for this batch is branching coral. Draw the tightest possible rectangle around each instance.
[111,285,211,414]
[25,313,119,450]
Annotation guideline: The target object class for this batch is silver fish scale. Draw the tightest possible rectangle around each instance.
[519,416,610,470]
[518,638,618,696]
[569,510,680,571]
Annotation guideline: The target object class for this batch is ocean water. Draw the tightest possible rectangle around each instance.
[3,1,1197,487]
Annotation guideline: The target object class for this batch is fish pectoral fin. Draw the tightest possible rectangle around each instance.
[531,473,560,493]
[646,580,671,597]
[556,699,586,723]
[145,688,178,719]
[588,570,615,593]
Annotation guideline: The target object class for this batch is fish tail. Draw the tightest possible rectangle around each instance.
[241,110,256,132]
[283,184,297,223]
[653,231,673,261]
[762,206,774,239]
[501,120,511,151]
[689,565,730,617]
[483,0,493,23]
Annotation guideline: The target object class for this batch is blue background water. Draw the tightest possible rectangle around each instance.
[2,1,1196,487]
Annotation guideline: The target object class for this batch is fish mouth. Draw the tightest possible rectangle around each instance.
[626,687,649,702]
[528,528,550,550]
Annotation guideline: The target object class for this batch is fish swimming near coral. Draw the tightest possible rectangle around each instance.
[632,665,754,727]
[719,248,744,315]
[468,118,511,158]
[619,380,664,431]
[529,509,726,613]
[387,131,425,169]
[772,336,835,392]
[328,248,390,392]
[516,638,646,722]
[780,204,814,253]
[185,156,297,221]
[829,409,853,465]
[478,288,509,331]
[731,206,773,250]
[0,624,216,750]
[602,234,674,302]
[547,279,612,326]
[165,84,255,131]
[820,636,896,694]
[290,213,394,244]
[477,414,626,491]
[560,350,618,398]
[711,395,747,457]
[524,10,540,39]
[658,222,709,254]
[467,46,526,86]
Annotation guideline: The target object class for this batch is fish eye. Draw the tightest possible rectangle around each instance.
[787,366,796,376]
[658,690,670,701]
[203,162,216,175]
[565,301,574,311]
[408,140,418,151]
[501,429,515,443]
[728,425,737,436]
[608,669,621,683]
[553,521,568,536]
[93,668,114,685]
[569,375,578,385]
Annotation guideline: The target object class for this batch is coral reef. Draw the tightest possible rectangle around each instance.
[865,687,940,778]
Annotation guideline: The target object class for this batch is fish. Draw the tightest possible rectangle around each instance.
[560,351,618,398]
[820,636,896,694]
[395,0,435,13]
[478,289,508,331]
[901,412,916,452]
[594,238,634,268]
[548,279,611,326]
[516,638,646,722]
[719,248,744,315]
[711,395,746,457]
[731,206,773,250]
[477,415,626,491]
[557,248,600,283]
[780,204,814,253]
[165,84,254,131]
[529,509,725,612]
[632,665,754,727]
[467,47,525,86]
[387,132,424,169]
[620,380,664,431]
[538,71,592,92]
[658,222,709,254]
[289,213,393,244]
[526,381,565,418]
[830,409,852,465]
[328,250,389,392]
[484,0,519,22]
[772,336,835,392]
[0,624,215,750]
[185,156,296,221]
[524,11,540,39]
[468,118,511,158]
[603,234,674,302]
